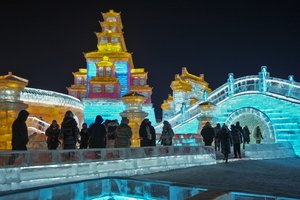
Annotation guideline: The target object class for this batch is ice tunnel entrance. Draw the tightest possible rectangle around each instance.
[225,107,276,143]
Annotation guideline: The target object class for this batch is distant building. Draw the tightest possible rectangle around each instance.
[161,67,211,120]
[67,10,155,125]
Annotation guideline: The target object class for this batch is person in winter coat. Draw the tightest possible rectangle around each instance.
[243,125,251,144]
[139,118,156,147]
[45,120,61,150]
[230,124,243,158]
[201,122,215,146]
[253,126,263,144]
[11,110,30,150]
[106,119,118,148]
[115,117,132,148]
[219,124,232,163]
[79,123,89,149]
[214,123,221,151]
[235,121,244,142]
[88,115,107,148]
[159,120,174,146]
[60,111,79,149]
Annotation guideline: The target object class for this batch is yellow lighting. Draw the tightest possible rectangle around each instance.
[79,68,87,73]
[97,56,113,67]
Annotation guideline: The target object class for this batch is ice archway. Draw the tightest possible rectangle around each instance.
[225,107,276,143]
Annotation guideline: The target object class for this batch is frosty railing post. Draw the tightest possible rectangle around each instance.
[258,66,269,93]
[227,73,235,97]
[287,75,295,97]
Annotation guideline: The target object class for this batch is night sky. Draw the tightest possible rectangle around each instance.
[1,0,300,119]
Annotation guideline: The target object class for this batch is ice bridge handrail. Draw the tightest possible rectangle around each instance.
[21,87,84,110]
[155,75,300,131]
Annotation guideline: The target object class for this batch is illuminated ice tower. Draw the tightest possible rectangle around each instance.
[0,73,28,150]
[68,10,155,125]
[162,68,211,121]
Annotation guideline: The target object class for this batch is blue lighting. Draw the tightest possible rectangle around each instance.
[83,99,126,126]
[114,61,128,73]
[115,61,129,96]
[87,61,97,80]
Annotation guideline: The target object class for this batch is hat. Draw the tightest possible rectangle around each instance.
[121,117,129,124]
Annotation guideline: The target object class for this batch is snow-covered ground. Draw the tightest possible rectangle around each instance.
[133,157,300,199]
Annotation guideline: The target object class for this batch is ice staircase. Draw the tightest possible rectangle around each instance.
[245,142,296,160]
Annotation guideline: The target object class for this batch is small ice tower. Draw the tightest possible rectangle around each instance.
[197,101,216,133]
[120,92,148,147]
[0,72,28,150]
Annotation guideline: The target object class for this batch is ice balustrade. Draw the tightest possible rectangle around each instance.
[27,116,50,135]
[0,146,215,167]
[21,87,84,110]
[155,75,300,132]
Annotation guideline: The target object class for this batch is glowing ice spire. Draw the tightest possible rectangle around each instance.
[258,66,269,93]
[227,73,235,97]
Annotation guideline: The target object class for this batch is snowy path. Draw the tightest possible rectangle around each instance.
[133,157,300,198]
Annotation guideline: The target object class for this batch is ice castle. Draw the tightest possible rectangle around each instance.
[155,66,300,155]
[0,10,299,156]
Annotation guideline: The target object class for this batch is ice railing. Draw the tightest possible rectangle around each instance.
[21,87,84,110]
[0,146,215,167]
[155,75,300,132]
[26,116,50,135]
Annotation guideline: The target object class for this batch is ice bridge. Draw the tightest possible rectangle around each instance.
[155,66,300,156]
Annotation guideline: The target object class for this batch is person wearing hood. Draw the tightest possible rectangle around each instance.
[139,118,156,147]
[79,123,89,149]
[88,115,107,148]
[45,120,61,150]
[11,110,30,150]
[201,122,215,146]
[159,120,174,146]
[115,117,132,148]
[60,111,79,149]
[219,124,232,163]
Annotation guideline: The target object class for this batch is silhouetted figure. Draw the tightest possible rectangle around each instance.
[45,120,60,150]
[60,111,79,149]
[107,119,118,148]
[9,110,30,164]
[235,121,244,142]
[219,124,232,163]
[139,118,156,147]
[159,120,174,146]
[243,125,251,144]
[214,123,221,151]
[254,126,263,144]
[88,115,107,148]
[115,117,132,148]
[201,122,215,146]
[79,123,89,149]
[231,124,243,158]
[12,109,30,150]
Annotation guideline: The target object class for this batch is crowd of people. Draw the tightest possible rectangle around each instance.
[201,121,264,163]
[11,109,264,163]
[11,110,176,152]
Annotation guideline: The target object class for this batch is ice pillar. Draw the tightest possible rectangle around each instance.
[0,72,28,150]
[197,102,215,133]
[120,92,148,147]
[227,73,235,97]
[258,66,270,93]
